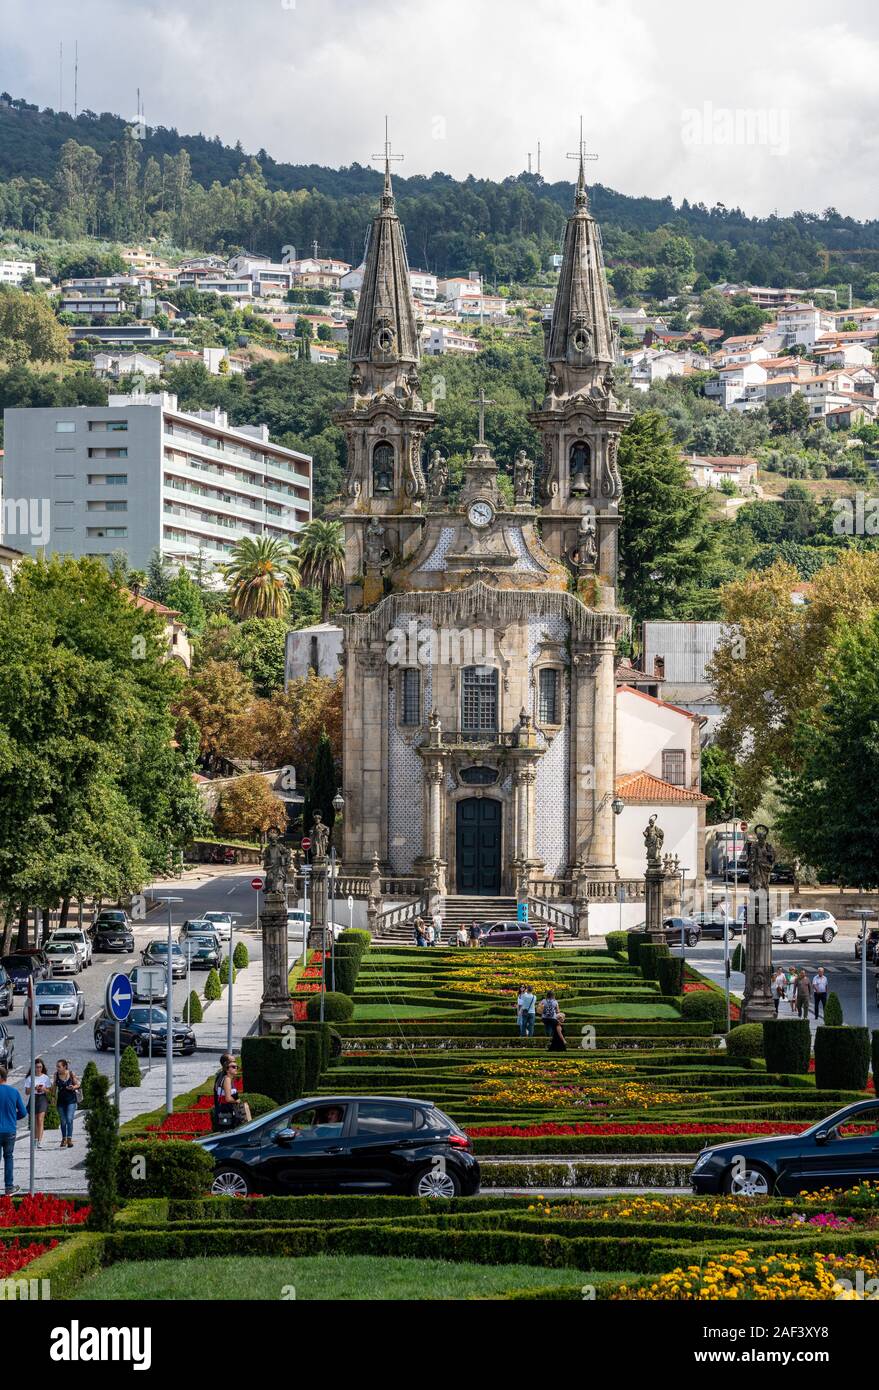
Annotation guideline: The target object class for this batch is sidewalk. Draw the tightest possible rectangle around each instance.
[13,963,264,1196]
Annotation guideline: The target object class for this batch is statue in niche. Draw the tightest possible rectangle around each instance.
[569,513,598,577]
[364,518,389,571]
[513,450,535,506]
[427,448,449,500]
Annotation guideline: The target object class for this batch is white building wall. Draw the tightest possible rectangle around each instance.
[615,802,699,879]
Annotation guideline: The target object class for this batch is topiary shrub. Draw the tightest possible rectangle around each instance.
[119,1045,142,1089]
[626,931,648,968]
[183,990,203,1024]
[873,1030,879,1090]
[639,942,670,981]
[763,1018,811,1075]
[80,1060,101,1109]
[84,1074,118,1231]
[241,1034,304,1105]
[814,1026,870,1091]
[306,991,354,1023]
[330,943,365,997]
[219,956,237,986]
[117,1140,214,1198]
[204,968,221,1001]
[242,1092,278,1119]
[44,1103,60,1131]
[338,928,370,949]
[604,931,628,959]
[731,943,746,973]
[725,1022,764,1059]
[658,956,685,998]
[680,990,727,1030]
[233,941,249,969]
[824,991,844,1027]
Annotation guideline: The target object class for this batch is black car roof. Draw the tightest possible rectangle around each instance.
[296,1094,436,1107]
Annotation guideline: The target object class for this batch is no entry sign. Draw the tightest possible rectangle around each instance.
[301,837,312,851]
[251,876,264,891]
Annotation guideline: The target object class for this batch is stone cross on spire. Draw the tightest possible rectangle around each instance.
[372,115,404,207]
[567,115,598,209]
[470,386,495,445]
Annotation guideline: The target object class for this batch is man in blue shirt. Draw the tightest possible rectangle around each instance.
[0,1065,27,1196]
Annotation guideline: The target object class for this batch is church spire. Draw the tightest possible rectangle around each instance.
[545,123,614,378]
[348,121,419,372]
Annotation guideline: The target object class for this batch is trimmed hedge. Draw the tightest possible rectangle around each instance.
[119,1045,142,1089]
[813,1026,871,1092]
[657,956,684,998]
[725,1023,764,1060]
[117,1140,214,1198]
[241,1033,305,1104]
[306,991,354,1023]
[680,991,727,1028]
[824,992,844,1027]
[639,943,670,982]
[330,943,363,998]
[8,1232,106,1299]
[626,931,648,967]
[233,941,249,969]
[204,968,221,1001]
[604,931,628,959]
[183,990,203,1024]
[873,1030,879,1088]
[762,1018,811,1075]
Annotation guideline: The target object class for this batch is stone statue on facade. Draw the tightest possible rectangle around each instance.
[262,826,291,894]
[643,815,664,868]
[311,812,330,860]
[427,448,449,501]
[570,514,598,576]
[513,449,535,506]
[364,517,389,571]
[746,824,775,895]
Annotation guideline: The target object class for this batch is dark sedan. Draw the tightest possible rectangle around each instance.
[478,921,539,948]
[691,1100,879,1197]
[94,1005,196,1056]
[141,940,187,979]
[0,1022,14,1068]
[94,915,135,952]
[0,952,51,994]
[178,932,222,970]
[692,911,744,939]
[0,965,13,1016]
[198,1095,481,1199]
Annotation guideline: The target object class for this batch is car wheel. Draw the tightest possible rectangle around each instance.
[686,932,699,948]
[783,929,797,944]
[413,1164,460,1198]
[822,928,835,944]
[211,1166,252,1198]
[94,1031,106,1051]
[723,1162,774,1198]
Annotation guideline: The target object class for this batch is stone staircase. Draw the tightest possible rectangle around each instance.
[376,895,543,943]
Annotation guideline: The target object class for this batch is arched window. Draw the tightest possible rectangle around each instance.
[461,666,498,736]
[372,442,394,494]
[569,441,591,495]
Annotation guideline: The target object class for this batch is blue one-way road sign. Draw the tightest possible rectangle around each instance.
[106,973,133,1023]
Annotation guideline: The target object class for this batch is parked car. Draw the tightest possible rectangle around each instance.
[179,919,217,942]
[0,952,51,994]
[771,909,838,944]
[691,910,744,939]
[691,1099,879,1196]
[43,941,82,975]
[0,965,13,1017]
[478,921,539,948]
[0,1021,13,1067]
[770,862,797,884]
[94,909,132,934]
[854,928,879,962]
[141,939,187,979]
[94,914,135,952]
[287,913,345,941]
[201,911,233,942]
[178,932,222,970]
[198,1094,480,1198]
[45,928,92,968]
[29,979,85,1024]
[633,917,701,948]
[94,1005,196,1056]
[127,965,168,1005]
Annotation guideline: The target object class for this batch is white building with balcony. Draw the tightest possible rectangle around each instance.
[2,393,312,573]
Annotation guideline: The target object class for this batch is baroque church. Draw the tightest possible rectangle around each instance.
[333,148,634,897]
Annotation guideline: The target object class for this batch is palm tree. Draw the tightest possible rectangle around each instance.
[296,519,346,623]
[222,536,300,619]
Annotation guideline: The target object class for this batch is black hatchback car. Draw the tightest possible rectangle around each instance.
[691,1099,879,1197]
[94,1004,196,1057]
[199,1095,480,1199]
[0,952,51,994]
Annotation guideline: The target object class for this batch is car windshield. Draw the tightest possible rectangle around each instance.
[52,931,81,940]
[36,982,76,996]
[98,913,126,923]
[48,943,76,954]
[131,1007,167,1025]
[2,956,33,969]
[204,913,229,923]
[191,936,217,947]
[148,942,182,955]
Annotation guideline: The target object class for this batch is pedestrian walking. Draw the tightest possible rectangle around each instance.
[53,1059,81,1149]
[424,920,435,948]
[0,1065,26,1196]
[772,967,787,1017]
[795,969,812,1020]
[456,925,468,948]
[786,967,798,1014]
[539,990,560,1038]
[212,1056,251,1130]
[812,967,829,1019]
[543,924,555,949]
[24,1058,51,1149]
[433,909,443,948]
[547,1010,567,1052]
[469,920,480,949]
[415,920,425,947]
[516,984,536,1037]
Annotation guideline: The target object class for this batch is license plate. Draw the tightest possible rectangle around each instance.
[40,1006,59,1016]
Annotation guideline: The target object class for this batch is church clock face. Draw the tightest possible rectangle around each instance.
[468,501,494,529]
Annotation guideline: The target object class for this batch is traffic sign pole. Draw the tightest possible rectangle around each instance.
[28,977,36,1196]
[114,1021,121,1117]
[105,972,134,1125]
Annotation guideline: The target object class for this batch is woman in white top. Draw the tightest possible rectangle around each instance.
[771,968,787,1016]
[24,1057,52,1148]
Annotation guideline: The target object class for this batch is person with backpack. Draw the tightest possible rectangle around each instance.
[516,984,536,1037]
[540,991,560,1039]
[53,1059,81,1150]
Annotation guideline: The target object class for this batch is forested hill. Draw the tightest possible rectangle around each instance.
[2,92,879,285]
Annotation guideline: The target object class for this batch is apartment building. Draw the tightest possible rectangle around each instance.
[409,269,438,301]
[422,324,480,356]
[0,259,36,285]
[93,351,163,381]
[2,393,312,573]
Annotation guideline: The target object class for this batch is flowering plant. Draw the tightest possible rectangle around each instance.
[0,1195,88,1228]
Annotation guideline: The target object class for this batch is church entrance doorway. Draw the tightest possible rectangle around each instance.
[456,798,502,895]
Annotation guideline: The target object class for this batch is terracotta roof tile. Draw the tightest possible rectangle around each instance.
[615,770,711,804]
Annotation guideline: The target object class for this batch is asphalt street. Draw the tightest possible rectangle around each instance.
[2,869,265,1088]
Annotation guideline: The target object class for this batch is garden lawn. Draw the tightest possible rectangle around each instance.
[352,1003,472,1019]
[572,1003,682,1020]
[75,1254,631,1301]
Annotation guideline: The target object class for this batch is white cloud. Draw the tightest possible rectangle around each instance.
[2,0,878,216]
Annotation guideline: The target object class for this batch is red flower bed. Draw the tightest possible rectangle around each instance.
[0,1195,89,1228]
[467,1121,813,1138]
[0,1238,58,1277]
[146,1111,213,1134]
[293,1000,308,1022]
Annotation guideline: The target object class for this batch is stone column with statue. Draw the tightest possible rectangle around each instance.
[258,828,292,1035]
[643,815,668,945]
[306,813,330,954]
[741,824,777,1023]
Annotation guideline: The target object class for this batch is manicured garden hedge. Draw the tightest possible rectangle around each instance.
[762,1018,811,1075]
[116,1140,214,1198]
[813,1027,871,1091]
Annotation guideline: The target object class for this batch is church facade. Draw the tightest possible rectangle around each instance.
[333,152,631,896]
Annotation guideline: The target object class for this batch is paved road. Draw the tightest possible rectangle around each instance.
[3,869,264,1089]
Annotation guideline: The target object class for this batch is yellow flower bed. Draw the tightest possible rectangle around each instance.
[613,1251,879,1300]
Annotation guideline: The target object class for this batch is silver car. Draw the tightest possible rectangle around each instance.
[30,979,85,1023]
[44,941,82,975]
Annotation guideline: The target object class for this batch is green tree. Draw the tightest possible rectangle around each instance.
[0,286,69,365]
[296,519,345,623]
[119,1045,142,1088]
[701,744,736,823]
[164,568,207,636]
[617,411,719,624]
[303,728,339,837]
[222,536,300,619]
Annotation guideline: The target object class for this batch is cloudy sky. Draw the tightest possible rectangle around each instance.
[3,0,879,218]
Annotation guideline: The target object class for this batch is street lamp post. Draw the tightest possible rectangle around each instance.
[854,909,876,1029]
[155,896,183,1115]
[226,913,241,1055]
[329,789,345,996]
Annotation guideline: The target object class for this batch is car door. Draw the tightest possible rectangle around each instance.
[344,1102,426,1190]
[257,1104,354,1192]
[785,1106,879,1192]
